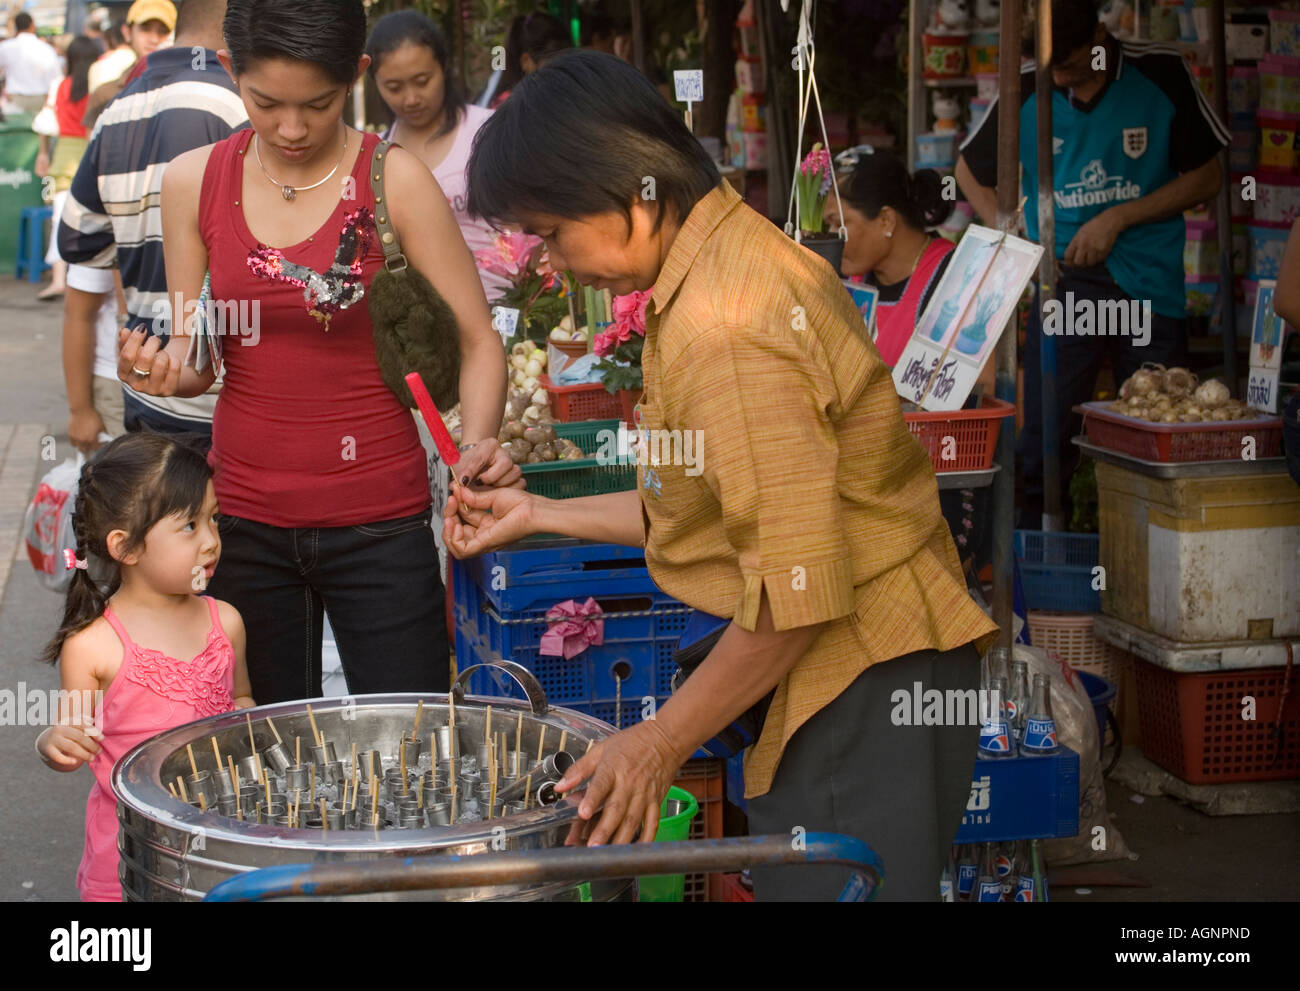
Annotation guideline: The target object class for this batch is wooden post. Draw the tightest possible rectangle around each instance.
[991,0,1023,655]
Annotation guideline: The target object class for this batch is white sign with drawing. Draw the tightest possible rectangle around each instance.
[892,225,1043,411]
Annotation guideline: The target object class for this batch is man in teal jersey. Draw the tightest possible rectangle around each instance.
[957,0,1227,526]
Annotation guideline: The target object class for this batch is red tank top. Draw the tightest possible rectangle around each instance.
[199,129,429,527]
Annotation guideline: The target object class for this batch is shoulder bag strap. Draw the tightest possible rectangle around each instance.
[370,139,408,274]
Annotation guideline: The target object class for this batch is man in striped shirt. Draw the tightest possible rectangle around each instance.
[58,0,247,442]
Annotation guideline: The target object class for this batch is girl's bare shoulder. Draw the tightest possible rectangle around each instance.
[60,614,124,677]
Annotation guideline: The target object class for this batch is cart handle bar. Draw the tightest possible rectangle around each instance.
[202,833,883,902]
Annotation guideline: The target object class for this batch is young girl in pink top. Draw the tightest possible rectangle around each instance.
[36,432,255,902]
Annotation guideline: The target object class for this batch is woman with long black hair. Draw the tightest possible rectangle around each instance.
[119,0,512,703]
[366,10,506,299]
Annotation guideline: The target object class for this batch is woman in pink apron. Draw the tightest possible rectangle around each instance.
[828,149,991,579]
[827,149,955,368]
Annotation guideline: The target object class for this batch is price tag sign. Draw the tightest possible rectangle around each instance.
[1247,281,1284,414]
[673,70,704,104]
[491,306,519,342]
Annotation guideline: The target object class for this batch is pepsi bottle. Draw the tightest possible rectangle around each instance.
[956,843,978,901]
[940,849,957,902]
[1021,673,1060,754]
[975,842,1003,902]
[1017,838,1050,902]
[996,841,1016,900]
[977,676,1015,758]
[1008,659,1030,741]
[1014,840,1035,901]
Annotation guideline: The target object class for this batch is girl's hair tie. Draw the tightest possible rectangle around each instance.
[63,549,89,571]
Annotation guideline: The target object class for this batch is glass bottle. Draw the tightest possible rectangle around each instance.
[975,842,1003,902]
[977,675,1014,758]
[1021,673,1060,755]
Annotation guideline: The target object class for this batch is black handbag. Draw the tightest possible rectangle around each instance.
[367,139,462,410]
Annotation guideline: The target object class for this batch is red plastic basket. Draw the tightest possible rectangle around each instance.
[904,397,1015,472]
[672,758,726,902]
[712,872,754,902]
[1133,658,1300,784]
[1076,401,1284,463]
[539,375,622,422]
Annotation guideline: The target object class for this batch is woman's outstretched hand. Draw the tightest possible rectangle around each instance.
[442,483,539,558]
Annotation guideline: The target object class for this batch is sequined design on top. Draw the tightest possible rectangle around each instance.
[247,207,375,331]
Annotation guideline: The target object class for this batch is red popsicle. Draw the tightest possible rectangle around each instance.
[405,372,460,467]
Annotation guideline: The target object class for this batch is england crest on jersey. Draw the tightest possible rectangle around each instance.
[1122,126,1148,159]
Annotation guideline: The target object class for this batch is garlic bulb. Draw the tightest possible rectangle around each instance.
[1193,379,1230,409]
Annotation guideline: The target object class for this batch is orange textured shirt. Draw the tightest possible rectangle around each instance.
[639,181,999,799]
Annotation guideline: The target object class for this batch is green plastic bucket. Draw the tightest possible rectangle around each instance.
[636,786,699,902]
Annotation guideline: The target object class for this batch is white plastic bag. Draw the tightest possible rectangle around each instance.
[23,454,84,593]
[1013,644,1131,865]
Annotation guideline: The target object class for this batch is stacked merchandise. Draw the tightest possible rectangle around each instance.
[947,652,1079,902]
[1073,363,1298,788]
[1186,4,1300,333]
[727,0,767,172]
[916,0,1000,175]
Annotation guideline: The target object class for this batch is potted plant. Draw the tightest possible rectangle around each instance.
[594,288,653,423]
[795,143,845,272]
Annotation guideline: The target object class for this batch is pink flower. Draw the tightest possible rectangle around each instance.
[593,321,633,357]
[474,232,545,280]
[610,288,652,338]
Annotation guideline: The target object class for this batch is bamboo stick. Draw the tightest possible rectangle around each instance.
[177,776,188,803]
[266,715,282,744]
[306,703,321,747]
[412,699,424,738]
[186,743,199,778]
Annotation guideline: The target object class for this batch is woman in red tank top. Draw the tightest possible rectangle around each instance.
[116,0,512,703]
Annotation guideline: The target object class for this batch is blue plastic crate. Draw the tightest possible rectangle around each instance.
[453,544,692,711]
[953,748,1080,844]
[456,538,655,614]
[1013,530,1101,612]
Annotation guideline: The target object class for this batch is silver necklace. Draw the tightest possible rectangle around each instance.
[253,129,348,202]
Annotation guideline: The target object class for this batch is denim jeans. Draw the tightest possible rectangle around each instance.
[1020,264,1187,528]
[206,508,449,703]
